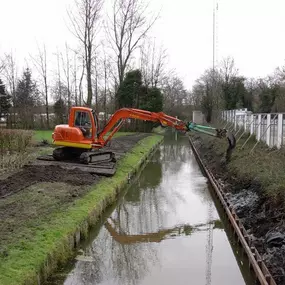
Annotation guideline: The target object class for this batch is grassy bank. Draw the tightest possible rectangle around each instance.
[193,132,285,203]
[0,134,163,285]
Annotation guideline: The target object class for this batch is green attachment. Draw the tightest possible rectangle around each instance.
[187,122,218,137]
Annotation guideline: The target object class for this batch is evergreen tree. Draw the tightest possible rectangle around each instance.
[0,78,11,120]
[118,70,142,108]
[15,68,40,129]
[118,69,163,131]
[54,98,67,124]
[140,87,163,112]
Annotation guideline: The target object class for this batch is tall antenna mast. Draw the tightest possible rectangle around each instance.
[212,0,219,117]
[213,0,219,72]
[213,0,215,73]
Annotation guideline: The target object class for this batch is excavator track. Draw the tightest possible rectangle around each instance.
[79,151,116,165]
[36,147,117,176]
[51,147,116,165]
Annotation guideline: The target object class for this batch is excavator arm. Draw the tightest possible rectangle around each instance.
[97,108,228,147]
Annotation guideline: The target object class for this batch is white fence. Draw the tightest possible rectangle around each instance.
[221,108,285,149]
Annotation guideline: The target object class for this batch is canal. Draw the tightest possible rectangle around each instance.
[47,133,255,285]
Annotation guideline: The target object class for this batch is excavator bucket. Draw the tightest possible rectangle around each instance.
[225,131,236,162]
[187,122,236,162]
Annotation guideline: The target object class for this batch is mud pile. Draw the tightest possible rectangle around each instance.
[0,133,150,198]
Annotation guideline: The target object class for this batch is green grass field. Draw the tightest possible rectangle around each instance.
[33,130,53,143]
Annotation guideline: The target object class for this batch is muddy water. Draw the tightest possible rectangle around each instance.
[49,134,255,285]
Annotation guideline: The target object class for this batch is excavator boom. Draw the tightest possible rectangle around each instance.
[96,108,228,147]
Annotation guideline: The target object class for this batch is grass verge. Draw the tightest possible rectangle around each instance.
[0,134,163,285]
[193,132,285,203]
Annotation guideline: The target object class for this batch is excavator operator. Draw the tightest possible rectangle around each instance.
[75,111,92,138]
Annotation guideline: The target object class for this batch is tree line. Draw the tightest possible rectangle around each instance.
[193,57,285,122]
[1,0,284,129]
[0,0,193,129]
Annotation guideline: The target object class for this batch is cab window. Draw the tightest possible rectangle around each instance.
[74,111,91,127]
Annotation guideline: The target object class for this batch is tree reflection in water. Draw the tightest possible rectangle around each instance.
[63,132,223,285]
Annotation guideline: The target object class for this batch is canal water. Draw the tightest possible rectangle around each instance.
[48,133,255,285]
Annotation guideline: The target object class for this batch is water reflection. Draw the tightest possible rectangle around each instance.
[59,134,247,285]
[105,218,222,244]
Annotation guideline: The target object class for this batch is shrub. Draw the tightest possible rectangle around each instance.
[0,129,33,155]
[0,129,33,172]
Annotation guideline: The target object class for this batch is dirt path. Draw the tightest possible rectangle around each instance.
[0,133,149,198]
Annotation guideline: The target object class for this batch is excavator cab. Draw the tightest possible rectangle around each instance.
[72,109,100,139]
[74,110,92,138]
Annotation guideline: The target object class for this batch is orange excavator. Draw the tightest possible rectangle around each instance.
[43,106,235,166]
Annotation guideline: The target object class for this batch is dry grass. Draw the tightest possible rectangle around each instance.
[0,129,33,172]
[0,129,33,154]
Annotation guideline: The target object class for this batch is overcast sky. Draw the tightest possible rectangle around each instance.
[1,0,285,89]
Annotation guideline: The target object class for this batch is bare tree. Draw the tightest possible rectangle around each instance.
[0,57,5,74]
[140,39,167,88]
[57,49,63,102]
[3,52,17,126]
[61,43,72,110]
[72,51,79,105]
[93,55,99,110]
[101,49,113,123]
[219,56,238,84]
[30,43,50,128]
[107,0,159,108]
[68,0,103,107]
[79,56,85,106]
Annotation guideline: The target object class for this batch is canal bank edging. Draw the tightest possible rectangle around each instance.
[29,136,164,285]
[188,136,277,285]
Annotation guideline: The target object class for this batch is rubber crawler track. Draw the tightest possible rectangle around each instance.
[188,136,277,285]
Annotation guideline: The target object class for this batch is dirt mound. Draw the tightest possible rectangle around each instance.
[0,133,150,198]
[0,165,98,198]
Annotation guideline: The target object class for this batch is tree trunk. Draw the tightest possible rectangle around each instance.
[44,78,49,129]
[86,68,92,106]
[104,70,107,125]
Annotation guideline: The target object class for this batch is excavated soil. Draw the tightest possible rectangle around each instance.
[0,133,149,198]
[191,134,285,285]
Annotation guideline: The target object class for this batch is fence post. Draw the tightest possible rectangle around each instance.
[266,114,271,146]
[250,114,254,135]
[277,113,283,149]
[234,110,237,130]
[257,114,261,141]
[243,114,247,131]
